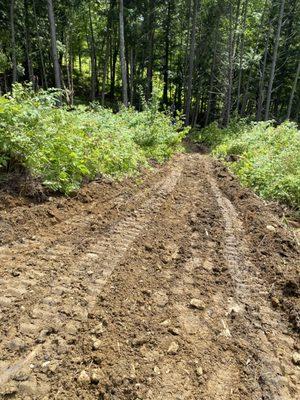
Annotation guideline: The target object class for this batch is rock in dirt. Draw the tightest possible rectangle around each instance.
[292,352,300,365]
[266,225,276,232]
[91,371,101,384]
[93,339,102,350]
[196,367,203,376]
[78,370,91,384]
[168,327,180,336]
[167,341,179,355]
[132,335,149,347]
[154,366,161,375]
[190,298,205,310]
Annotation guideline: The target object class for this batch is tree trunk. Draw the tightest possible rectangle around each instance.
[24,0,34,83]
[205,39,218,126]
[185,0,199,125]
[47,0,61,89]
[264,0,285,121]
[163,0,172,106]
[33,0,48,89]
[256,21,271,121]
[119,0,128,107]
[10,0,17,84]
[286,58,300,120]
[88,1,98,101]
[129,47,135,105]
[222,3,234,126]
[236,0,248,113]
[146,0,155,100]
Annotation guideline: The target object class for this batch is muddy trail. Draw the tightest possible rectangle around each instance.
[0,153,299,400]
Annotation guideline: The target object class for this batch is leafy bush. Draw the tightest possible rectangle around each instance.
[0,84,187,193]
[197,120,300,208]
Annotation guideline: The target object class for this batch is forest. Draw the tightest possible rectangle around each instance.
[0,0,299,124]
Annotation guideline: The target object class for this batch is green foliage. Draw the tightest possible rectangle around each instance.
[197,120,300,208]
[0,85,187,194]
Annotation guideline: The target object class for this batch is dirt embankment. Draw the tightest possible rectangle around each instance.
[0,153,299,400]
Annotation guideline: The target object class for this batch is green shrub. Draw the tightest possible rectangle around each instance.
[197,120,300,208]
[0,84,187,193]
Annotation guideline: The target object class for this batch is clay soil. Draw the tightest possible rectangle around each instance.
[0,153,299,400]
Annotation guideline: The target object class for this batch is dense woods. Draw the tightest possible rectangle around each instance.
[0,0,299,126]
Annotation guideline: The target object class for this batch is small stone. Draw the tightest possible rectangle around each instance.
[292,352,300,365]
[160,319,171,327]
[13,369,30,382]
[93,323,105,335]
[132,336,149,347]
[167,341,179,355]
[153,291,169,307]
[92,340,102,350]
[266,225,276,233]
[78,370,90,384]
[91,372,101,384]
[145,243,153,251]
[196,367,203,376]
[190,298,205,310]
[154,366,160,375]
[271,296,280,307]
[168,327,180,336]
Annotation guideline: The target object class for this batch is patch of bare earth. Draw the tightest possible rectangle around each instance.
[0,154,299,399]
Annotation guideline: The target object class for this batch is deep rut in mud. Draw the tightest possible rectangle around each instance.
[0,153,299,400]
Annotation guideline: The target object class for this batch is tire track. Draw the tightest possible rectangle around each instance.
[0,162,183,396]
[204,159,299,400]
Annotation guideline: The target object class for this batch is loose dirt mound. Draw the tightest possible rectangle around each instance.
[0,154,299,399]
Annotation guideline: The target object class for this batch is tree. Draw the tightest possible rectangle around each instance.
[185,0,199,125]
[119,0,128,107]
[286,58,300,120]
[265,0,285,120]
[47,0,61,89]
[10,0,17,84]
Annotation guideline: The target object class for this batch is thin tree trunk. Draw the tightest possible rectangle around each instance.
[10,0,17,84]
[205,40,218,126]
[33,0,48,89]
[88,1,98,101]
[129,47,135,105]
[78,46,82,75]
[286,58,300,120]
[236,0,248,113]
[185,0,199,125]
[119,0,128,106]
[163,0,172,106]
[222,3,234,126]
[146,0,155,100]
[24,0,34,83]
[47,0,61,89]
[265,0,285,121]
[256,21,271,121]
[110,41,118,99]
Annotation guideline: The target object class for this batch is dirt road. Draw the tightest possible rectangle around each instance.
[0,153,299,400]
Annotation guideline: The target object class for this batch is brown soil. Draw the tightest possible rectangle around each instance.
[0,153,299,400]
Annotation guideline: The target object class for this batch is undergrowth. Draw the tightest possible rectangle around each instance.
[0,84,187,193]
[196,120,300,209]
